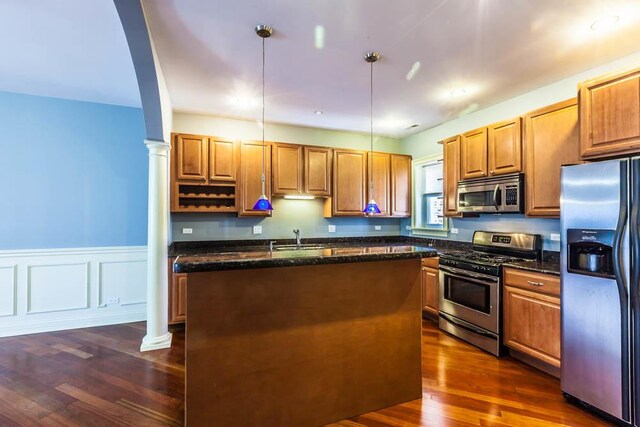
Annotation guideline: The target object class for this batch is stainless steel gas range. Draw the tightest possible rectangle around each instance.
[438,231,542,356]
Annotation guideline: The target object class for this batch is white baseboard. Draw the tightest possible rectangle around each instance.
[0,246,148,338]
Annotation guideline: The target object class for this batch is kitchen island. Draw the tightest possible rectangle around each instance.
[174,243,436,427]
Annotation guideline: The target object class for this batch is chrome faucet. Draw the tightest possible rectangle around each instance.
[269,240,276,251]
[293,228,301,247]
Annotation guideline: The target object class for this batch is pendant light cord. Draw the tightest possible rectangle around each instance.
[261,36,266,193]
[369,59,374,194]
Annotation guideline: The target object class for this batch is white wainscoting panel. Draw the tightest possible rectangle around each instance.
[27,263,89,314]
[0,246,147,337]
[0,265,16,317]
[98,260,146,307]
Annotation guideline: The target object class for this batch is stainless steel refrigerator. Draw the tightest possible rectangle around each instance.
[561,158,640,424]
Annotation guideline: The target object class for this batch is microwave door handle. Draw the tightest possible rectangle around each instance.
[492,184,500,210]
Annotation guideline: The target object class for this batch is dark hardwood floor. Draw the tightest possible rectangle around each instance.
[0,320,612,426]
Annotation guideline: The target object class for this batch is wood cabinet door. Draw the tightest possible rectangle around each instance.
[421,266,439,317]
[331,149,366,216]
[524,99,580,217]
[461,127,488,179]
[443,136,461,217]
[239,140,271,216]
[209,138,237,181]
[304,146,332,196]
[366,152,390,216]
[488,118,522,176]
[175,134,208,181]
[580,68,640,159]
[272,143,303,196]
[390,154,411,217]
[171,273,187,324]
[504,285,561,368]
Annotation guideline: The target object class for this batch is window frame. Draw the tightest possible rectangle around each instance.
[410,154,449,236]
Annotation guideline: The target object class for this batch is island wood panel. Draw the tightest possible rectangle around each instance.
[461,127,488,179]
[366,152,390,216]
[175,134,207,181]
[443,135,462,217]
[239,140,272,216]
[304,146,332,196]
[186,259,422,427]
[272,143,303,195]
[390,154,411,217]
[580,67,640,159]
[327,149,367,216]
[488,118,522,176]
[208,138,237,181]
[524,98,580,217]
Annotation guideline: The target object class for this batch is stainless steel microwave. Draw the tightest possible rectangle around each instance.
[457,173,524,214]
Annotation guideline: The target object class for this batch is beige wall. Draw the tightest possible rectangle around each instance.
[172,112,404,153]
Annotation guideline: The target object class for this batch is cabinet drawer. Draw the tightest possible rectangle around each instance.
[503,268,560,297]
[421,257,439,269]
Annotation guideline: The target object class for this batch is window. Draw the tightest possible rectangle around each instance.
[411,155,447,233]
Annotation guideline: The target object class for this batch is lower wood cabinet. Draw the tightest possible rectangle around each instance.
[421,257,439,317]
[168,258,187,325]
[503,268,560,371]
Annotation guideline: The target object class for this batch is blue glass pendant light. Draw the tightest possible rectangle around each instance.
[363,51,381,215]
[252,24,274,211]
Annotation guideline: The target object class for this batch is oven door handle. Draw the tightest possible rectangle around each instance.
[439,312,497,338]
[493,184,501,211]
[439,265,499,283]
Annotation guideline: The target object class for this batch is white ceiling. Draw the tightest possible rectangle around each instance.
[143,0,640,137]
[0,0,140,107]
[3,1,640,138]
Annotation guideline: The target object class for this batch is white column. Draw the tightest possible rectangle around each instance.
[141,139,172,352]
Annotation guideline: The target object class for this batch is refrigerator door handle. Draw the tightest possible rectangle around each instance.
[613,160,630,422]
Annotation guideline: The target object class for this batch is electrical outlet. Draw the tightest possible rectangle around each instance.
[253,225,262,235]
[106,297,119,305]
[182,228,193,234]
[328,225,336,233]
[450,228,459,234]
[374,225,382,231]
[550,233,561,241]
[405,225,412,230]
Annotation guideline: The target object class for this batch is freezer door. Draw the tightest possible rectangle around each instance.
[631,158,640,427]
[561,159,631,423]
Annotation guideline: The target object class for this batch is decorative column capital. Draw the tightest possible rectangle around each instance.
[145,139,171,157]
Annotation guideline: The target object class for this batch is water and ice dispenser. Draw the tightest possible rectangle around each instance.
[567,229,614,278]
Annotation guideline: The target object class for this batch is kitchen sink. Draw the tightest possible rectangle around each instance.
[273,244,325,251]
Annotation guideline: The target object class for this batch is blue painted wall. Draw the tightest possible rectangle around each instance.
[0,91,147,250]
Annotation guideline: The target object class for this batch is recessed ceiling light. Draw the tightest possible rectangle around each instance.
[228,96,259,108]
[403,124,420,130]
[314,110,323,115]
[590,15,620,31]
[450,88,467,97]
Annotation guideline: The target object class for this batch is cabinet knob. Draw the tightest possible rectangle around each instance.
[490,170,495,175]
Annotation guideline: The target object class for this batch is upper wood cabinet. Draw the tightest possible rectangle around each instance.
[304,146,332,196]
[272,144,332,197]
[239,140,271,217]
[488,118,522,176]
[367,152,390,216]
[580,67,640,159]
[461,127,488,179]
[503,268,561,370]
[524,98,580,217]
[326,149,367,216]
[272,143,303,196]
[443,136,462,217]
[209,138,237,181]
[390,154,411,217]
[171,134,239,213]
[176,134,208,181]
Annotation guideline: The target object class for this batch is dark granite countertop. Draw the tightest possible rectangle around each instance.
[170,236,560,276]
[173,244,438,273]
[503,250,561,276]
